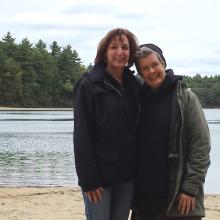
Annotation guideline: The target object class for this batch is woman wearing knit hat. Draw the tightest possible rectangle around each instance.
[133,44,211,220]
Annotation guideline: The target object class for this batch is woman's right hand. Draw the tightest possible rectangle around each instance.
[85,187,104,204]
[177,193,196,215]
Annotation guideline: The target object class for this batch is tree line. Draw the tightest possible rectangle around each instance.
[0,32,86,107]
[184,74,220,108]
[0,32,219,108]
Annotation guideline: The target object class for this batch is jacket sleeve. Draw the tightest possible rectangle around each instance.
[73,78,101,192]
[181,89,211,196]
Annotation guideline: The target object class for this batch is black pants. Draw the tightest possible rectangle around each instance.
[132,194,201,220]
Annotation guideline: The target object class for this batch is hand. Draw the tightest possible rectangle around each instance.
[177,193,196,215]
[85,187,104,204]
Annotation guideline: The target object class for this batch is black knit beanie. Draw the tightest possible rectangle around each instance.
[139,43,167,67]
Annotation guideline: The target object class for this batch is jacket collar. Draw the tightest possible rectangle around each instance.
[86,63,135,83]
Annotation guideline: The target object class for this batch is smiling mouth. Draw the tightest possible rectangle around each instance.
[116,59,125,62]
[149,75,158,80]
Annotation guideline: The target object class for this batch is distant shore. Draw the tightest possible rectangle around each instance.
[0,107,73,111]
[0,187,219,220]
[1,107,218,111]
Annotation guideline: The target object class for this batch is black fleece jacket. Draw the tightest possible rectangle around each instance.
[136,70,182,198]
[73,64,140,191]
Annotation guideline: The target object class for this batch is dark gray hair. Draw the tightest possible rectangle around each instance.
[135,46,166,75]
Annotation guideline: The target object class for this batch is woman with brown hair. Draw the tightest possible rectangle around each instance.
[73,28,140,220]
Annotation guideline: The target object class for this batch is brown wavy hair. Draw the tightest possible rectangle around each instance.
[94,28,138,68]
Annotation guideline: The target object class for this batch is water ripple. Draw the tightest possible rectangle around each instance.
[0,132,77,186]
[207,120,220,124]
[0,118,73,121]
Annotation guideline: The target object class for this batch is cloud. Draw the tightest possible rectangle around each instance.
[0,0,219,75]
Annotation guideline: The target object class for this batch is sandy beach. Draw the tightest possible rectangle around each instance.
[0,187,219,220]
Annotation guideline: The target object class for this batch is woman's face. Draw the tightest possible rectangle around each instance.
[106,35,130,73]
[137,53,166,88]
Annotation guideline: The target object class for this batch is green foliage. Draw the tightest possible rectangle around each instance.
[1,32,218,108]
[50,41,61,57]
[183,74,220,108]
[0,32,86,107]
[0,58,23,106]
[35,39,47,51]
[86,63,94,72]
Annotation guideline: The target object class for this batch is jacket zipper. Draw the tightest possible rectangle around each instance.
[105,79,140,130]
[104,81,122,96]
[167,81,184,215]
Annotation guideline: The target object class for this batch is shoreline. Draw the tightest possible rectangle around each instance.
[0,186,219,220]
[0,107,73,111]
[0,107,219,111]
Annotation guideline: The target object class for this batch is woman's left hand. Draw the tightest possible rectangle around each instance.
[177,193,196,215]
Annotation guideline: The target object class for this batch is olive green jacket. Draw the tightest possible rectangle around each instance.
[167,81,211,217]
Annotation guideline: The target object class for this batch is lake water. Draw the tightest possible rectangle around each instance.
[0,109,219,193]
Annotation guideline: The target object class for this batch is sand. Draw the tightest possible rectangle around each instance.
[0,187,83,220]
[0,187,219,220]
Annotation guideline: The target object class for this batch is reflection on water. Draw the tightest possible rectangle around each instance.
[0,149,76,186]
[0,111,76,186]
[0,109,219,193]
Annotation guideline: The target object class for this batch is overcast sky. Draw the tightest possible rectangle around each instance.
[0,0,219,76]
